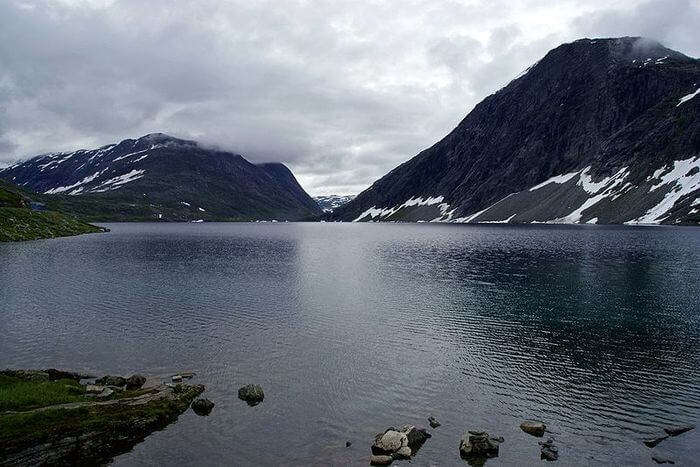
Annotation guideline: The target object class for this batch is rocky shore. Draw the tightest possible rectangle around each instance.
[0,368,205,465]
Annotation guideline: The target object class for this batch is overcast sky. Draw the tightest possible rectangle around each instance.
[1,0,698,195]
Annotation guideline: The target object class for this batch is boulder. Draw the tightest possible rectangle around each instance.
[520,420,546,437]
[95,375,126,387]
[428,416,441,428]
[369,454,393,465]
[95,388,114,399]
[459,430,502,460]
[238,384,264,406]
[664,425,694,437]
[644,435,668,448]
[172,375,183,383]
[346,441,352,448]
[372,429,406,455]
[394,446,412,459]
[85,384,106,394]
[401,425,430,451]
[126,374,147,390]
[191,398,215,416]
[539,438,558,461]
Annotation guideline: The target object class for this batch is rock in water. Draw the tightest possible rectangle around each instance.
[459,430,503,460]
[370,425,431,462]
[126,374,147,390]
[191,398,215,416]
[520,420,546,437]
[652,454,675,464]
[369,454,393,465]
[238,384,264,405]
[539,438,559,461]
[428,416,441,428]
[172,375,183,383]
[95,375,126,387]
[644,435,669,448]
[346,441,352,448]
[664,425,694,436]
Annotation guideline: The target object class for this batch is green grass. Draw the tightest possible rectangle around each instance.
[0,375,87,412]
[0,207,103,242]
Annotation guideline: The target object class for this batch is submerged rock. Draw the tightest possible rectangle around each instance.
[520,420,546,437]
[539,438,559,461]
[652,453,675,464]
[428,416,441,428]
[664,425,694,437]
[95,375,126,387]
[238,384,265,405]
[370,454,393,465]
[126,374,147,390]
[191,398,215,416]
[459,430,503,460]
[644,435,669,448]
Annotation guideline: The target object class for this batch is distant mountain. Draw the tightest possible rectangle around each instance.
[332,37,700,225]
[313,194,356,212]
[0,133,322,221]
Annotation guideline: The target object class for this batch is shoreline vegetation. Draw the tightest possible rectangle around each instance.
[0,369,205,465]
[1,369,695,465]
[0,181,105,242]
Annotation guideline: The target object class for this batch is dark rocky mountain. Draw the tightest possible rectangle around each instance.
[331,37,700,225]
[0,133,322,221]
[313,194,356,212]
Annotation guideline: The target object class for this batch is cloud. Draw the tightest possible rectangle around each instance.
[0,0,697,192]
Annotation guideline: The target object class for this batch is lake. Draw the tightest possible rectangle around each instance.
[1,222,698,466]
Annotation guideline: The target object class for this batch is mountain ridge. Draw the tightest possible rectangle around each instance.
[331,37,700,225]
[0,133,322,221]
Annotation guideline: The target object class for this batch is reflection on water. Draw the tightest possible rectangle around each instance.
[1,223,698,466]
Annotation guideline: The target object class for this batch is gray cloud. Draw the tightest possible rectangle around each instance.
[0,0,697,194]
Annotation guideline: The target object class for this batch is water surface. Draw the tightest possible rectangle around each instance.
[1,223,698,465]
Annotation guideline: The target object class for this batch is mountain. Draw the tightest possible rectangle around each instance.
[331,37,700,225]
[313,194,356,212]
[0,180,102,242]
[0,133,322,221]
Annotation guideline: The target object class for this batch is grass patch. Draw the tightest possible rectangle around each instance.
[0,376,87,412]
[0,207,102,242]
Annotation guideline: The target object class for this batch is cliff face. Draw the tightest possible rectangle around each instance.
[332,37,700,225]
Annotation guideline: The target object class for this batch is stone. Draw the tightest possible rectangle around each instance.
[191,398,214,416]
[85,384,106,394]
[393,446,412,459]
[126,374,147,390]
[539,438,558,461]
[95,375,126,387]
[664,425,694,437]
[428,416,441,428]
[644,435,668,448]
[373,430,406,455]
[238,384,264,405]
[652,454,675,464]
[346,441,352,448]
[95,388,114,399]
[172,375,183,383]
[369,454,393,465]
[520,420,546,437]
[459,430,503,460]
[401,425,431,451]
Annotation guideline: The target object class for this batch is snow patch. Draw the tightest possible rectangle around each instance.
[91,170,146,193]
[352,195,447,222]
[649,157,700,191]
[677,88,700,107]
[529,170,579,191]
[43,170,103,195]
